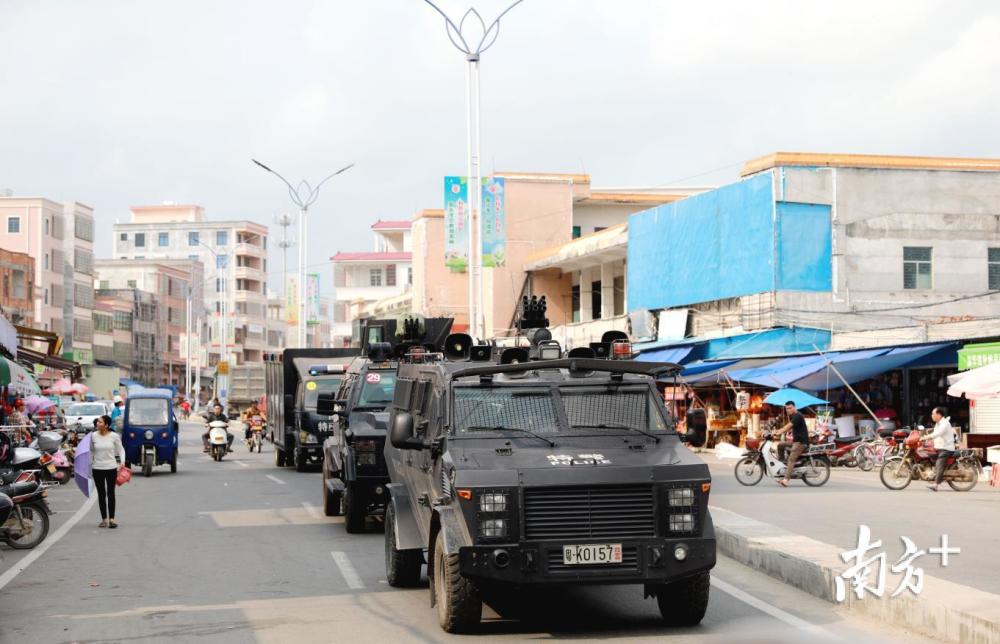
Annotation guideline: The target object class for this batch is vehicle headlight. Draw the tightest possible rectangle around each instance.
[668,487,694,507]
[144,430,154,440]
[356,452,377,466]
[479,492,508,513]
[479,518,508,538]
[299,431,318,444]
[669,514,695,533]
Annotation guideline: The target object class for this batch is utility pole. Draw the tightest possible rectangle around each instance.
[274,213,295,312]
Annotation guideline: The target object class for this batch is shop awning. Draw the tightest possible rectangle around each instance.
[0,356,41,396]
[681,358,772,384]
[638,345,694,365]
[119,378,143,388]
[15,346,82,379]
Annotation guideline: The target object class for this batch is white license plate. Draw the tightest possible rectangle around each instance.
[562,543,622,565]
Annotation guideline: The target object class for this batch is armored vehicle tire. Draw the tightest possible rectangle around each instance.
[433,531,482,633]
[344,482,366,533]
[655,571,710,627]
[170,454,177,473]
[286,443,296,469]
[295,449,308,473]
[385,503,421,587]
[274,446,286,467]
[322,471,342,517]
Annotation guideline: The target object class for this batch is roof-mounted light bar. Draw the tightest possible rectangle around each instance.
[308,364,348,376]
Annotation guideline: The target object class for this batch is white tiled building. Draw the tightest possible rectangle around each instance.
[331,220,412,346]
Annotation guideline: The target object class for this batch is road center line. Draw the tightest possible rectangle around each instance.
[331,551,365,589]
[711,576,831,638]
[0,493,97,592]
[302,502,320,519]
[265,475,286,485]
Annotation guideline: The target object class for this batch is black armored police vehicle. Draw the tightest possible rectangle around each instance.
[318,316,454,532]
[264,347,359,472]
[381,297,716,633]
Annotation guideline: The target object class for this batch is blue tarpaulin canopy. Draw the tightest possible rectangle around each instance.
[638,346,694,365]
[764,388,828,408]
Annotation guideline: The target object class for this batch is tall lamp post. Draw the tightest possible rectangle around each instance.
[423,0,523,340]
[253,160,354,348]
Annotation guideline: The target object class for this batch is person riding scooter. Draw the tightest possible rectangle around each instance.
[241,402,265,443]
[201,403,234,453]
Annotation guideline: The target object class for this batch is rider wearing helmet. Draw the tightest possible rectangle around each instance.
[201,403,234,453]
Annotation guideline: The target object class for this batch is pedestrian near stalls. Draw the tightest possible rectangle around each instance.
[91,414,125,528]
[927,406,957,492]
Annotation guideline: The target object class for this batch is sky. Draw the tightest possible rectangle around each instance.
[2,0,999,297]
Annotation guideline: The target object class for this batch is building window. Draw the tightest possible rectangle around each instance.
[386,264,397,287]
[216,255,227,269]
[44,253,49,270]
[188,231,199,246]
[594,226,607,233]
[370,269,382,286]
[216,230,228,245]
[120,232,127,241]
[990,248,1000,290]
[591,280,602,320]
[44,219,49,235]
[127,279,137,288]
[571,285,580,323]
[7,216,20,233]
[408,266,413,285]
[903,247,932,290]
[134,232,146,248]
[99,280,110,290]
[158,232,169,246]
[44,288,48,305]
[572,226,581,239]
[188,254,199,261]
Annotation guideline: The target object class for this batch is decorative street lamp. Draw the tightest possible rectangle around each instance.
[423,0,524,340]
[252,159,354,348]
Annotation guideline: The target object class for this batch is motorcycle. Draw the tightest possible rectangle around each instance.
[207,420,229,462]
[0,472,52,549]
[734,432,832,487]
[246,415,264,453]
[0,429,43,485]
[30,430,73,484]
[879,430,979,491]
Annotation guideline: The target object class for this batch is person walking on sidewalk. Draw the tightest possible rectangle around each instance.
[927,406,957,492]
[777,401,809,488]
[91,414,125,528]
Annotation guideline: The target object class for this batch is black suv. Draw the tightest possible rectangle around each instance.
[382,342,716,633]
[319,355,398,532]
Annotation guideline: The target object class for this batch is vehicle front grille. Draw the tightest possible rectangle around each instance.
[523,485,655,541]
[546,546,640,573]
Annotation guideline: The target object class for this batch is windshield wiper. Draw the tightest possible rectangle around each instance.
[466,426,555,447]
[571,423,660,443]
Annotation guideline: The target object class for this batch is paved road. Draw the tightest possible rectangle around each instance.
[704,451,1000,594]
[0,422,935,643]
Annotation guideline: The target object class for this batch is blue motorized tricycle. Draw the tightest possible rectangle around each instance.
[121,388,178,477]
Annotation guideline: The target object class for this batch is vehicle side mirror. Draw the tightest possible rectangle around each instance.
[390,412,424,450]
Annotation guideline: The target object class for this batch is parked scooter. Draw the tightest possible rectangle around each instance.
[734,431,832,486]
[29,430,73,484]
[879,430,979,491]
[0,472,52,549]
[0,431,43,486]
[207,421,229,462]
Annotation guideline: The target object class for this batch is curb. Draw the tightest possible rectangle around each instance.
[710,505,1000,643]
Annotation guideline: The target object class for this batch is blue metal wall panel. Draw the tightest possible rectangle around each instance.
[627,172,775,310]
[702,327,831,359]
[776,202,832,291]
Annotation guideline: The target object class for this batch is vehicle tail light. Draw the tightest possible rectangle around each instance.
[39,453,53,465]
[611,340,633,360]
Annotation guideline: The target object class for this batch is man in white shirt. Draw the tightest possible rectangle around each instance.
[927,406,957,492]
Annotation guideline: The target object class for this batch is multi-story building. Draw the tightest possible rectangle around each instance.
[0,248,34,326]
[95,288,159,386]
[0,196,74,335]
[95,292,135,381]
[266,297,287,353]
[112,204,269,366]
[331,220,412,345]
[61,202,96,365]
[94,259,204,386]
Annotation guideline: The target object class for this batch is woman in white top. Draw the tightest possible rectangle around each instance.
[91,415,124,528]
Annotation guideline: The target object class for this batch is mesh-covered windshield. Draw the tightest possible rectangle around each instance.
[563,390,648,428]
[454,389,559,433]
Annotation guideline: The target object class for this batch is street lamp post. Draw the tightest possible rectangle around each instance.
[252,159,354,348]
[423,0,524,340]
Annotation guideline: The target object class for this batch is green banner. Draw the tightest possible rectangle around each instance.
[958,341,1000,370]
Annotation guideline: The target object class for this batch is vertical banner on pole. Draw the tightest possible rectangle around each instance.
[481,176,506,267]
[306,273,320,324]
[444,176,469,273]
[286,276,299,325]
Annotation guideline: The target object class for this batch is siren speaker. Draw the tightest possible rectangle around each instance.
[567,347,596,359]
[601,330,629,344]
[470,344,492,361]
[500,348,529,364]
[590,342,610,358]
[443,333,473,360]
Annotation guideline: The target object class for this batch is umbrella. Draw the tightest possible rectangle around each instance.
[22,395,55,414]
[69,383,89,394]
[51,378,75,394]
[947,362,1000,400]
[764,388,829,409]
[0,356,41,396]
[74,433,93,497]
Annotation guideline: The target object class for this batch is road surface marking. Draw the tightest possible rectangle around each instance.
[265,474,286,485]
[233,460,249,468]
[0,493,96,592]
[302,502,320,519]
[711,576,831,637]
[331,551,364,589]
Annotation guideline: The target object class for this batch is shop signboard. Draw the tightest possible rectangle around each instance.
[958,342,1000,370]
[63,348,93,365]
[444,176,469,273]
[481,176,506,267]
[286,276,298,325]
[306,273,320,325]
